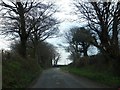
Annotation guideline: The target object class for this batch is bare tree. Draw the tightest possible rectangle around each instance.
[74,0,120,58]
[0,0,59,58]
[53,52,61,66]
[74,0,120,75]
[0,0,40,57]
[26,2,59,63]
[65,27,80,65]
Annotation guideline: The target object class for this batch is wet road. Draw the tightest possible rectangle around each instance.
[31,68,109,88]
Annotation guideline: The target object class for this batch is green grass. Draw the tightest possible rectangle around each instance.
[2,55,42,88]
[61,66,120,87]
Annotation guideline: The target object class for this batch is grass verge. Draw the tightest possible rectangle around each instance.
[61,66,120,87]
[2,55,42,88]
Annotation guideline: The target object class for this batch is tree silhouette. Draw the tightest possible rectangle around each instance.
[65,27,93,65]
[0,0,59,58]
[74,1,120,75]
[74,1,120,58]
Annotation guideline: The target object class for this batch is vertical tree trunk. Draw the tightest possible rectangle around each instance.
[34,37,42,65]
[112,13,119,57]
[34,41,40,64]
[17,2,28,58]
[19,38,27,58]
[82,42,88,56]
[1,50,3,61]
[83,49,88,56]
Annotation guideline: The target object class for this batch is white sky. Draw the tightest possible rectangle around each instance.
[0,38,11,50]
[46,0,78,65]
[46,0,87,65]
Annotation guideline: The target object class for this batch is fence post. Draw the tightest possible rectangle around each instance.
[0,50,2,89]
[1,50,3,61]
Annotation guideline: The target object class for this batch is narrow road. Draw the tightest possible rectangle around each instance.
[31,67,109,88]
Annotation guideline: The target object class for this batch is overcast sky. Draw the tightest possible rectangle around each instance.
[46,0,82,65]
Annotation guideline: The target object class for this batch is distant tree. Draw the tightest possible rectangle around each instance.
[65,27,80,65]
[72,27,93,56]
[10,40,58,67]
[65,26,93,65]
[38,42,59,68]
[53,52,61,66]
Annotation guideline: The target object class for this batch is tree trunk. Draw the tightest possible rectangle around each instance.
[19,38,27,58]
[83,50,88,56]
[82,42,88,56]
[111,12,119,57]
[34,41,40,64]
[17,2,28,58]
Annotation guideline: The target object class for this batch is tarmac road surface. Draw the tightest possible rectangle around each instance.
[31,67,110,88]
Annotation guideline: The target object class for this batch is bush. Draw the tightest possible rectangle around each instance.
[2,54,41,88]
